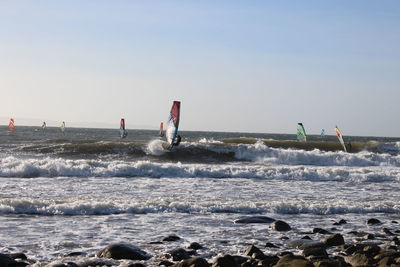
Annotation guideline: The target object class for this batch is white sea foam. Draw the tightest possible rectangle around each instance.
[198,138,223,144]
[1,197,399,216]
[222,141,400,167]
[0,156,399,182]
[146,139,167,156]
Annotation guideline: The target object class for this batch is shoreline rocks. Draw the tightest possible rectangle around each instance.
[1,217,399,267]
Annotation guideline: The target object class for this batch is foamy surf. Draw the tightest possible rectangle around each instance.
[1,196,399,216]
[0,156,399,182]
[146,139,167,156]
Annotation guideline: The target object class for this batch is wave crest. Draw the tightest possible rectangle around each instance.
[0,156,399,182]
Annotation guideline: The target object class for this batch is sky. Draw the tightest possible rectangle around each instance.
[0,1,399,136]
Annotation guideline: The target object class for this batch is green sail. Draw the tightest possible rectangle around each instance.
[297,123,307,142]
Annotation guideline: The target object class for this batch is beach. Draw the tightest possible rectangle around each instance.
[0,127,399,266]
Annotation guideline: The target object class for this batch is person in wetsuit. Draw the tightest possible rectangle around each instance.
[173,135,181,146]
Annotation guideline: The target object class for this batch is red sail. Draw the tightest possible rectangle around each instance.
[120,118,125,130]
[8,118,15,132]
[170,101,181,127]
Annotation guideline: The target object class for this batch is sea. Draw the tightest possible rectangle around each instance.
[0,126,399,264]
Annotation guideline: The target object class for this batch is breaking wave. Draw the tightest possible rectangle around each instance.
[0,197,399,216]
[15,140,400,166]
[0,156,399,182]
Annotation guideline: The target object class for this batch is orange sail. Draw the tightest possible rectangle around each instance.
[159,122,164,137]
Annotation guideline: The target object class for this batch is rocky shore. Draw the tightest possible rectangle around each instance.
[1,216,399,267]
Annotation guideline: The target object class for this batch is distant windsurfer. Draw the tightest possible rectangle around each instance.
[347,142,352,151]
[120,118,128,138]
[165,101,182,150]
[60,121,66,135]
[159,122,164,137]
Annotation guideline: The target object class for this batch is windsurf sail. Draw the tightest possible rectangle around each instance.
[159,122,164,137]
[166,101,181,147]
[320,129,325,137]
[335,125,347,152]
[8,118,15,132]
[120,118,128,138]
[296,123,307,142]
[60,121,65,133]
[42,121,47,131]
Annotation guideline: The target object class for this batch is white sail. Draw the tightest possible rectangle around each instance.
[335,126,347,152]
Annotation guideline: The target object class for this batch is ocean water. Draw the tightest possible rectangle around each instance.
[0,126,400,264]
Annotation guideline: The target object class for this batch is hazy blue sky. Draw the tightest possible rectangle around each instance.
[0,1,399,136]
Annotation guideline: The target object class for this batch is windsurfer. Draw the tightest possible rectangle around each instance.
[173,135,181,146]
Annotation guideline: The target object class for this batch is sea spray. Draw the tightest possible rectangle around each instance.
[146,139,167,156]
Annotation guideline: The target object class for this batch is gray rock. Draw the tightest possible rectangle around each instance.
[367,218,382,225]
[271,220,291,231]
[211,255,239,267]
[323,233,344,247]
[313,260,342,267]
[188,242,204,250]
[377,256,394,266]
[363,233,375,240]
[344,253,370,266]
[344,244,369,255]
[165,248,190,261]
[7,253,28,260]
[274,254,313,267]
[0,253,18,267]
[97,243,151,260]
[243,245,264,258]
[381,227,395,235]
[234,216,275,224]
[159,260,174,266]
[373,251,400,261]
[265,242,279,248]
[78,258,118,267]
[163,235,181,242]
[302,247,328,258]
[231,256,248,265]
[362,245,381,258]
[125,264,147,267]
[174,257,209,267]
[64,252,86,257]
[299,241,326,250]
[257,255,280,266]
[313,228,331,235]
[287,239,325,250]
[51,263,79,267]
